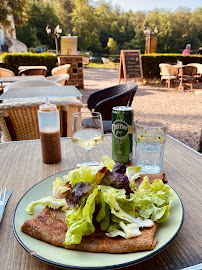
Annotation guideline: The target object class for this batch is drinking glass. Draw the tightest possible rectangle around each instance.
[71,112,104,167]
[134,119,168,173]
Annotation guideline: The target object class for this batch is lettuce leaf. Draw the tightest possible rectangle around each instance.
[26,196,68,215]
[52,177,69,196]
[131,177,174,222]
[65,166,96,187]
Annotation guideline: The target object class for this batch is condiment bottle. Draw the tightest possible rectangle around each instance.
[38,102,62,164]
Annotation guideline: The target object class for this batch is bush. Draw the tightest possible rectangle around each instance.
[1,52,57,76]
[141,53,202,80]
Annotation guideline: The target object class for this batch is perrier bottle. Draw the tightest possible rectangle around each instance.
[112,106,134,163]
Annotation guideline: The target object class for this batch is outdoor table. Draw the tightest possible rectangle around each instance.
[18,66,47,71]
[0,85,82,102]
[0,75,45,85]
[0,135,201,270]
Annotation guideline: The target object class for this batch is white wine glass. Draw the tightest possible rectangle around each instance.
[71,111,104,167]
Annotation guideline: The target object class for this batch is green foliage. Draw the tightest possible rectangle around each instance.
[107,38,118,54]
[1,52,57,76]
[141,53,202,79]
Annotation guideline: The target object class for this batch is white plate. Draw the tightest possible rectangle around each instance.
[13,170,184,269]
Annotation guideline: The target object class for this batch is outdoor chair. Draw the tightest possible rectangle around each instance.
[51,64,71,76]
[0,98,83,142]
[187,63,202,77]
[0,68,15,91]
[19,68,47,76]
[159,63,178,89]
[0,67,14,77]
[87,83,138,132]
[45,74,70,86]
[101,57,110,65]
[178,66,198,92]
[4,79,61,92]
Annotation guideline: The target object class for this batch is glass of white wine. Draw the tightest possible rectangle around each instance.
[71,111,104,167]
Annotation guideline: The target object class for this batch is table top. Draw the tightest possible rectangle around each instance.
[18,66,47,71]
[0,75,45,83]
[0,135,201,270]
[0,85,82,101]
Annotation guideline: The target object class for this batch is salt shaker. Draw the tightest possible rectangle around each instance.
[38,102,62,164]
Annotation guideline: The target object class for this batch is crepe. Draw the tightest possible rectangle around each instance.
[21,173,165,253]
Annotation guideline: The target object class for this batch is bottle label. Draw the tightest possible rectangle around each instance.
[112,121,129,138]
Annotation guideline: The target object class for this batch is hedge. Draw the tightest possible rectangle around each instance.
[1,52,202,79]
[141,53,202,80]
[1,52,57,76]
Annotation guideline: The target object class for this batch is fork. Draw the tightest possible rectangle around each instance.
[0,187,12,223]
[0,187,6,207]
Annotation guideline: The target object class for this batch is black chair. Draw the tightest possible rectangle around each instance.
[87,83,138,132]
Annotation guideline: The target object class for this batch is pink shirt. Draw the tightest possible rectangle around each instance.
[182,48,190,55]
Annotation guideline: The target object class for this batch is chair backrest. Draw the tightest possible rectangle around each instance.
[19,68,47,76]
[182,66,197,76]
[51,64,71,76]
[4,79,61,92]
[0,98,83,142]
[0,68,14,77]
[45,74,70,86]
[159,64,178,76]
[187,63,202,74]
[101,57,110,65]
[87,83,138,120]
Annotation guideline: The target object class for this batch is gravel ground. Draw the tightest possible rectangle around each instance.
[80,68,202,152]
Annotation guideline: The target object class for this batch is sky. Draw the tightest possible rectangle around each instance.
[109,0,202,12]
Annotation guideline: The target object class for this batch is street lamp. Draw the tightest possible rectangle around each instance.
[46,24,62,55]
[143,26,158,54]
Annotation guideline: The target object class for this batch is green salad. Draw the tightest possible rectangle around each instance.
[26,155,174,245]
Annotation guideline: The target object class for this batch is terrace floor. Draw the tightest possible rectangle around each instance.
[80,68,202,152]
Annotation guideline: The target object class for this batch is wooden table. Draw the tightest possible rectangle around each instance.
[0,85,82,101]
[0,135,201,270]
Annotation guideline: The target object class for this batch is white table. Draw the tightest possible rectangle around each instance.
[0,75,45,84]
[18,66,47,71]
[0,85,82,102]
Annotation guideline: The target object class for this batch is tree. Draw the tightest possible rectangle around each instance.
[16,1,61,49]
[70,0,101,52]
[107,37,118,53]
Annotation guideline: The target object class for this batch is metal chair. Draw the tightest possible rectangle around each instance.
[87,83,138,132]
[45,74,70,86]
[0,98,83,142]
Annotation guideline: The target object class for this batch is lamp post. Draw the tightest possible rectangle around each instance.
[46,24,62,55]
[143,26,158,54]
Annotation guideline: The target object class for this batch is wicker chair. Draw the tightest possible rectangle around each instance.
[159,63,178,89]
[51,64,71,76]
[0,68,15,91]
[178,66,198,92]
[0,68,14,77]
[0,98,83,142]
[87,83,138,131]
[45,74,70,86]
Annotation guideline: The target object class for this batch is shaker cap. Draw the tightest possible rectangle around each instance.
[39,103,57,112]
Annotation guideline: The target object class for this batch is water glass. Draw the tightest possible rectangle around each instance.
[134,119,168,173]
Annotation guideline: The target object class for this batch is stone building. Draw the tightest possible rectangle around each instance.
[0,15,27,53]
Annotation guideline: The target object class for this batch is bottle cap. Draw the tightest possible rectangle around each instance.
[39,103,57,112]
[39,96,57,112]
